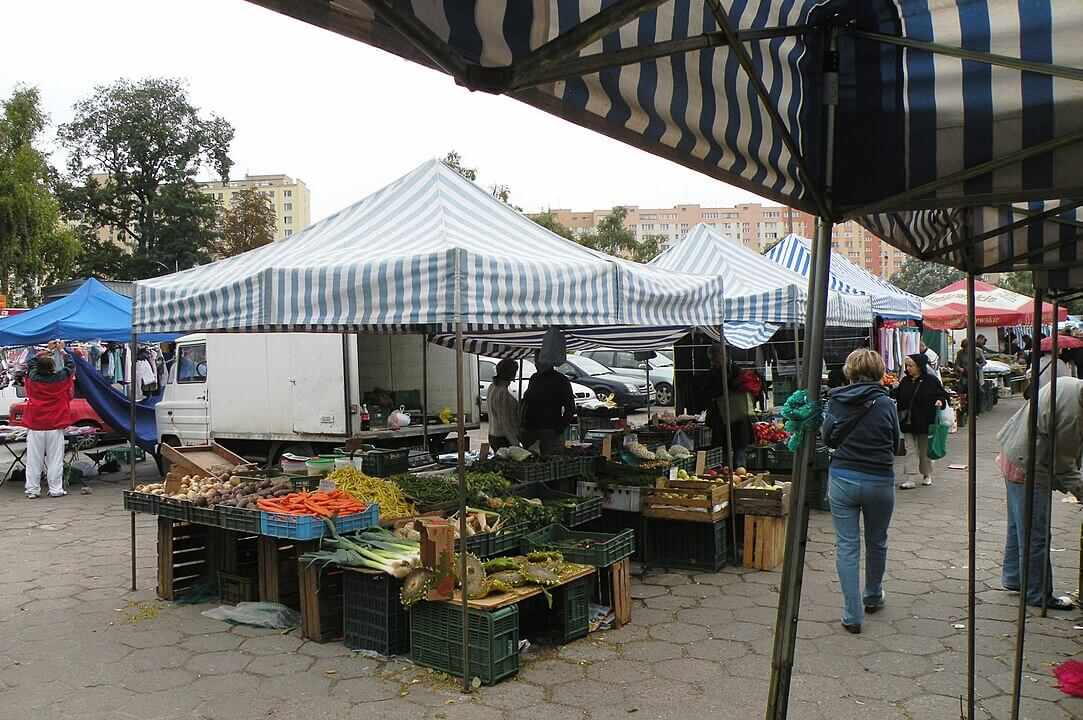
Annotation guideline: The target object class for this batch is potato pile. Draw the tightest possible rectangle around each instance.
[136,465,294,509]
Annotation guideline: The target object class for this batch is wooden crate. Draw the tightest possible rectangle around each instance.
[642,479,729,523]
[156,518,213,601]
[257,536,316,610]
[602,557,631,628]
[160,442,250,477]
[734,483,791,517]
[298,563,344,642]
[743,514,787,570]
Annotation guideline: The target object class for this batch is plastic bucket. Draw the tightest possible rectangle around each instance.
[305,458,335,477]
[334,457,351,471]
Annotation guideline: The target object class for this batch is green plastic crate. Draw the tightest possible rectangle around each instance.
[410,603,519,685]
[521,524,635,567]
[556,576,592,644]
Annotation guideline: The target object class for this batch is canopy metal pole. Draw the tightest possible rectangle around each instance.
[129,334,139,592]
[965,273,978,719]
[453,251,470,694]
[1009,292,1045,720]
[422,335,429,453]
[766,28,837,720]
[1040,303,1059,618]
[792,322,802,388]
[718,327,738,564]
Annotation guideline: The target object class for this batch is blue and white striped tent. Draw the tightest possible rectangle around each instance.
[764,234,922,320]
[132,159,728,334]
[648,224,872,347]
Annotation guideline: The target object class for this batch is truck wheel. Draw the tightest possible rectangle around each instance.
[272,443,316,466]
[655,382,674,407]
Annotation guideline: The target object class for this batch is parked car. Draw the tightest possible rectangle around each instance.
[557,355,654,410]
[477,357,593,416]
[578,349,675,406]
[11,396,112,431]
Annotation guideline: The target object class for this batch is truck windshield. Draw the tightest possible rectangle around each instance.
[177,344,207,383]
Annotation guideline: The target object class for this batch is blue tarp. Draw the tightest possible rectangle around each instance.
[0,278,176,346]
[72,354,160,454]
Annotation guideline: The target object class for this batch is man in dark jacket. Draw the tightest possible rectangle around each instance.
[892,353,949,489]
[23,342,75,498]
[520,361,576,456]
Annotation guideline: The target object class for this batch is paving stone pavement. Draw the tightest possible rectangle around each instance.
[0,397,1081,719]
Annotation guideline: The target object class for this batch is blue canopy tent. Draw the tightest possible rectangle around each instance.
[764,233,923,320]
[199,2,1083,713]
[0,278,176,346]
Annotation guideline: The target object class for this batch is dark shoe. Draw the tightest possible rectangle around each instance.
[1001,584,1020,592]
[842,622,861,634]
[864,592,885,614]
[1034,596,1074,611]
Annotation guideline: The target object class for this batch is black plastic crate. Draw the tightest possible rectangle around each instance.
[514,484,602,528]
[158,497,191,521]
[455,524,525,559]
[410,602,519,685]
[189,505,222,527]
[218,570,257,605]
[521,524,635,567]
[359,449,410,477]
[123,491,159,515]
[642,517,728,572]
[343,571,407,655]
[218,505,263,533]
[581,510,644,561]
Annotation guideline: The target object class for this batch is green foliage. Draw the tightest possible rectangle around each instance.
[55,77,234,278]
[889,257,964,297]
[576,207,660,262]
[213,187,276,258]
[999,271,1083,315]
[531,211,577,241]
[441,150,521,210]
[0,85,79,304]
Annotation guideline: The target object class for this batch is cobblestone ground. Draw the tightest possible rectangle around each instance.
[0,397,1080,719]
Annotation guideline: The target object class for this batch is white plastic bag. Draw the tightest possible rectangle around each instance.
[938,406,957,434]
[202,602,300,629]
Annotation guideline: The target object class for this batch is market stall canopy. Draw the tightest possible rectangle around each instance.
[922,279,1066,330]
[647,224,872,348]
[764,234,922,320]
[862,202,1083,283]
[241,1,1083,220]
[133,160,727,334]
[0,278,176,347]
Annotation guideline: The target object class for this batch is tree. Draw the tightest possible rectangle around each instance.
[889,257,964,297]
[0,86,79,304]
[998,271,1083,315]
[441,150,521,210]
[531,211,577,241]
[575,207,660,261]
[212,188,276,258]
[55,77,234,277]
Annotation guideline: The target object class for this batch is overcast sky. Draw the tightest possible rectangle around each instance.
[3,0,768,222]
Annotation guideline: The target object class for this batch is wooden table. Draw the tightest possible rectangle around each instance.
[435,565,596,610]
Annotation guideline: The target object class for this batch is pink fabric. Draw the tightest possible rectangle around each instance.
[996,452,1026,485]
[1054,660,1083,698]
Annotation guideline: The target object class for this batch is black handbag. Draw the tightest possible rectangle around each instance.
[894,436,907,457]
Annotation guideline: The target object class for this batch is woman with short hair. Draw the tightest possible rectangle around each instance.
[821,349,902,634]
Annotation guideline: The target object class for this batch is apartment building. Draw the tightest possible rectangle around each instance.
[543,203,909,279]
[199,173,311,241]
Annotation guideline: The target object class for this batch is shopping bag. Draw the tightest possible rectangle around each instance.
[938,406,957,434]
[927,423,949,460]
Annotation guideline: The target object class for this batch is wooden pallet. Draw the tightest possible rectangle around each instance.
[743,514,787,570]
[599,557,632,628]
[157,518,213,601]
[298,563,344,642]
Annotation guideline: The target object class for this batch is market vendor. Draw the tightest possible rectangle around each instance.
[705,344,754,468]
[996,377,1083,610]
[521,358,576,456]
[487,358,520,451]
[23,342,75,499]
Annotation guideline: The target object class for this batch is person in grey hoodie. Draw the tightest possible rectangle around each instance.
[821,349,902,634]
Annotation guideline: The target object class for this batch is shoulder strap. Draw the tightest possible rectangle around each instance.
[832,396,883,449]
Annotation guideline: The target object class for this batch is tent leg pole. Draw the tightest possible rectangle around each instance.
[792,322,801,388]
[1009,292,1045,720]
[129,333,139,592]
[1040,303,1059,619]
[965,274,978,719]
[767,29,837,718]
[422,335,429,453]
[454,252,470,694]
[718,327,738,564]
[766,215,833,720]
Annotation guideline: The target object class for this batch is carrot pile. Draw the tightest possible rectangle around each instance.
[257,490,367,517]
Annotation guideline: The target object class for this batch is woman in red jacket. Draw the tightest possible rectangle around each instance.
[23,342,75,498]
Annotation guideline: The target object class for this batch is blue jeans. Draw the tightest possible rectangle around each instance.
[1002,479,1054,605]
[828,469,896,626]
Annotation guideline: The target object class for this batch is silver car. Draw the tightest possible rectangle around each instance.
[477,357,593,417]
[578,349,675,406]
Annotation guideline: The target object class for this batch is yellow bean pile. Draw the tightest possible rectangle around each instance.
[328,466,416,520]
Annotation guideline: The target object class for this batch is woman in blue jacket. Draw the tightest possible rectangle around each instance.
[821,349,902,634]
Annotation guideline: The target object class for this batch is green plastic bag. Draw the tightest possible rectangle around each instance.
[927,423,948,460]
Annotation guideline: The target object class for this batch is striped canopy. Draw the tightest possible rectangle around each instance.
[863,202,1083,287]
[764,234,922,320]
[922,278,1066,330]
[132,160,728,334]
[245,1,1083,218]
[649,224,872,347]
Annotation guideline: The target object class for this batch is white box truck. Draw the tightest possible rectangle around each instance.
[155,332,478,464]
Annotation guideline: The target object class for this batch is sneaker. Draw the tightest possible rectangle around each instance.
[25,492,39,499]
[899,480,917,490]
[922,476,933,486]
[48,490,67,498]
